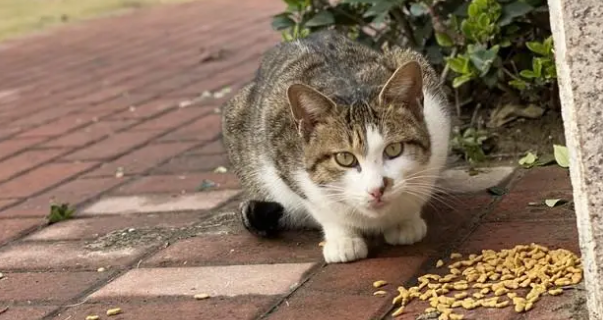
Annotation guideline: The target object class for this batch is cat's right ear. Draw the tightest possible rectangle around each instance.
[287,83,336,137]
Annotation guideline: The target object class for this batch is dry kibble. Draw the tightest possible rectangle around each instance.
[373,280,388,288]
[373,290,388,296]
[194,293,210,300]
[372,244,582,319]
[86,316,100,320]
[106,308,121,316]
[391,306,405,317]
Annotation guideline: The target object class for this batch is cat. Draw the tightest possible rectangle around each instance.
[221,30,451,263]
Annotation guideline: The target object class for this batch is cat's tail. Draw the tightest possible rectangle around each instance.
[239,200,284,238]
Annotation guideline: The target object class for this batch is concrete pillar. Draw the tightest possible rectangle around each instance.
[548,1,603,319]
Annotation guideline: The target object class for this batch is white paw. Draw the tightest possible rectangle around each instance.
[322,237,368,263]
[384,218,427,245]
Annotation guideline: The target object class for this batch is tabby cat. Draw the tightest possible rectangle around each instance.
[222,30,451,263]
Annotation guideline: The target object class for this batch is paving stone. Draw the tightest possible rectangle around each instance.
[82,190,239,215]
[51,297,273,320]
[26,212,202,241]
[144,232,323,267]
[304,257,426,295]
[513,167,572,192]
[0,149,68,182]
[0,137,46,160]
[0,162,99,199]
[15,111,99,138]
[0,271,108,302]
[1,177,125,217]
[0,218,42,245]
[61,130,164,161]
[266,291,386,320]
[114,172,239,195]
[459,220,580,255]
[151,153,229,174]
[105,99,178,120]
[157,113,221,142]
[83,141,198,177]
[0,199,18,210]
[0,306,56,320]
[486,189,575,221]
[0,241,153,271]
[129,107,210,131]
[438,166,515,194]
[43,119,136,147]
[89,263,315,299]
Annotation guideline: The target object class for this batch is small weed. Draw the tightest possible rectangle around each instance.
[47,202,75,224]
[451,127,490,164]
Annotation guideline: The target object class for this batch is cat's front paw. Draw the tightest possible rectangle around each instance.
[384,217,427,245]
[322,237,368,263]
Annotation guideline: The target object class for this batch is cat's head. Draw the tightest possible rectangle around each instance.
[287,61,432,217]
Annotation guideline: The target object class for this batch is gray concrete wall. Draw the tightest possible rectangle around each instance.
[548,0,603,319]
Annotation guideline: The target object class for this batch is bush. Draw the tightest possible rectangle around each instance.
[271,0,559,127]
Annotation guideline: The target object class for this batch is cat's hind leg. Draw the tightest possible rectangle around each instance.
[239,200,284,238]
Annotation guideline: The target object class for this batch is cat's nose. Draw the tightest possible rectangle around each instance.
[368,186,385,200]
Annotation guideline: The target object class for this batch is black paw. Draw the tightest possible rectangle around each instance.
[239,200,284,238]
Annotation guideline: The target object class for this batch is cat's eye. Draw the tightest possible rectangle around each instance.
[334,152,357,168]
[384,142,404,159]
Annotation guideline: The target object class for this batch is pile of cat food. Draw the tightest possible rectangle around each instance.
[373,243,582,320]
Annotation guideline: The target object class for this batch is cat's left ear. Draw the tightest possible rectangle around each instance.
[287,83,337,137]
[378,61,424,113]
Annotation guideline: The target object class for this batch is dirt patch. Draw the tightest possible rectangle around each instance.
[489,110,566,158]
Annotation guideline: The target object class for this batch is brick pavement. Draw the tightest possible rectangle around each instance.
[0,1,585,319]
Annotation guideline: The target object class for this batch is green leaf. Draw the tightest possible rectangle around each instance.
[47,203,75,224]
[545,199,567,208]
[509,79,528,90]
[487,186,507,196]
[534,153,556,167]
[554,144,570,168]
[435,32,454,47]
[363,1,396,18]
[447,57,468,74]
[342,0,379,3]
[499,1,534,26]
[272,15,296,30]
[453,74,473,88]
[532,58,543,78]
[520,69,536,78]
[500,38,512,47]
[305,11,335,27]
[518,152,537,167]
[477,13,491,28]
[410,3,429,16]
[543,36,554,53]
[526,41,547,55]
[468,45,499,76]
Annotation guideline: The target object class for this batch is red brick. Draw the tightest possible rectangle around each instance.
[267,291,386,320]
[0,218,42,245]
[0,149,67,182]
[106,99,178,120]
[43,119,136,147]
[0,306,55,320]
[0,162,98,199]
[304,257,426,295]
[0,137,46,160]
[1,177,125,217]
[0,199,18,210]
[16,111,101,138]
[27,212,201,241]
[130,107,210,131]
[375,194,494,257]
[8,104,79,128]
[459,220,580,255]
[486,190,575,222]
[513,167,572,192]
[152,153,229,174]
[516,291,587,320]
[51,298,273,320]
[194,140,226,155]
[83,142,198,177]
[144,232,323,267]
[0,271,109,302]
[0,241,154,271]
[158,113,221,142]
[400,300,518,320]
[62,130,163,161]
[0,126,22,140]
[114,172,239,195]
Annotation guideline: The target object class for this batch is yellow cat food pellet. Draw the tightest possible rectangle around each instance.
[548,288,564,296]
[449,314,464,320]
[450,253,462,259]
[391,306,405,317]
[436,259,445,268]
[106,308,121,316]
[373,280,388,288]
[194,293,210,300]
[373,290,388,296]
[86,316,100,320]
